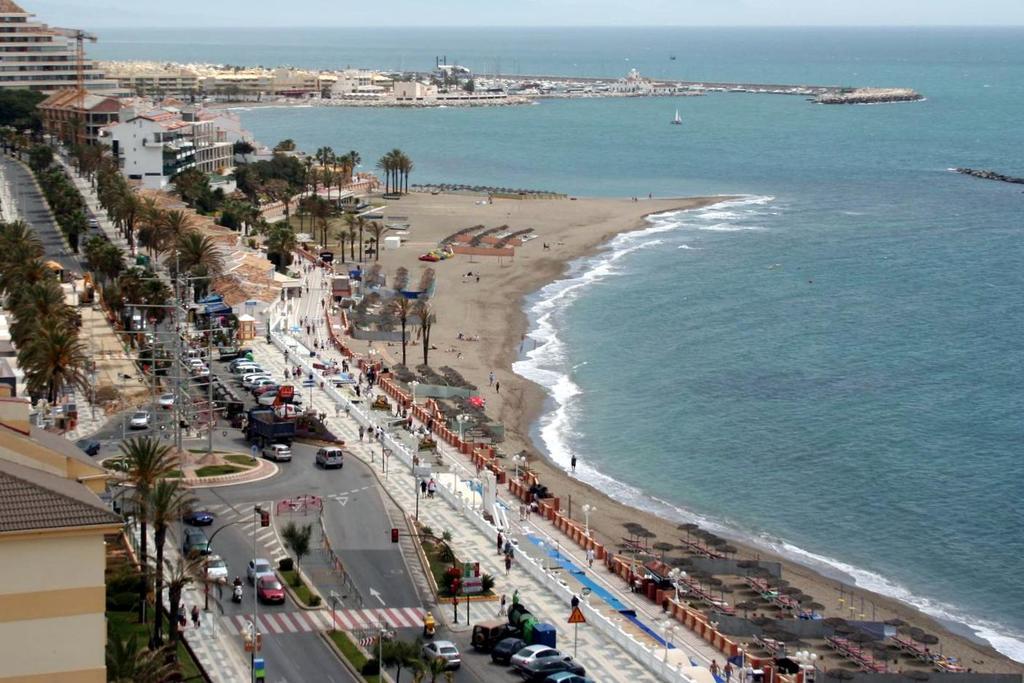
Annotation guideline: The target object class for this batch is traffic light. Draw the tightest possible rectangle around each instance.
[391,527,399,543]
[260,510,270,527]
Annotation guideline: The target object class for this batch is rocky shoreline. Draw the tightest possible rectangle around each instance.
[954,167,1024,186]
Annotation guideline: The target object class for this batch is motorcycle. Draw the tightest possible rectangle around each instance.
[232,584,243,604]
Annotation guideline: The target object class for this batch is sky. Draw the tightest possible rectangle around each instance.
[30,0,1024,28]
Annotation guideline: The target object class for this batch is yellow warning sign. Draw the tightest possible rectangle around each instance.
[568,606,586,624]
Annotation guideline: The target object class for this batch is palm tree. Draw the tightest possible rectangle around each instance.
[162,209,194,249]
[345,222,359,262]
[148,480,195,646]
[356,215,367,264]
[9,280,77,345]
[389,295,415,366]
[164,555,204,650]
[265,223,298,273]
[106,623,178,682]
[376,152,395,194]
[367,220,391,262]
[333,225,348,261]
[18,320,90,403]
[414,299,435,367]
[121,437,178,622]
[347,150,361,182]
[175,232,224,279]
[381,640,422,683]
[308,196,333,248]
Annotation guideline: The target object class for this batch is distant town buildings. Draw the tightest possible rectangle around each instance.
[37,90,122,146]
[0,0,118,93]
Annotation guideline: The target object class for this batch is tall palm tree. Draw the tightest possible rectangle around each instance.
[106,622,178,682]
[345,223,359,262]
[367,221,390,262]
[389,295,415,366]
[164,555,204,650]
[266,223,298,273]
[121,436,178,622]
[333,225,348,261]
[414,299,435,367]
[347,150,361,182]
[9,280,76,345]
[148,480,195,646]
[308,196,332,248]
[18,320,90,403]
[175,232,224,278]
[355,215,367,264]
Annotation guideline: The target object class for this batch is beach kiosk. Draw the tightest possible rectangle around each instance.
[237,314,256,341]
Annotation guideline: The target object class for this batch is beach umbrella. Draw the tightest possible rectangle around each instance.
[678,523,700,543]
[653,541,675,559]
[768,578,791,590]
[736,601,759,617]
[826,670,855,681]
[908,627,926,641]
[848,632,878,644]
[823,617,847,627]
[780,586,802,595]
[721,544,739,556]
[705,577,724,587]
[918,634,939,645]
[804,601,826,611]
[884,618,907,627]
[748,567,773,579]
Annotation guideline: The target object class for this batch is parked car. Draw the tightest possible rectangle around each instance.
[491,637,528,665]
[256,576,286,604]
[258,390,279,406]
[249,378,276,393]
[242,373,273,389]
[511,645,569,671]
[262,444,292,462]
[205,555,229,582]
[76,438,101,457]
[315,447,344,469]
[232,363,262,375]
[472,620,517,652]
[254,384,279,398]
[182,510,215,526]
[421,640,461,669]
[520,658,585,682]
[544,672,594,683]
[182,528,211,556]
[190,365,210,377]
[128,411,151,429]
[246,558,274,584]
[158,393,176,409]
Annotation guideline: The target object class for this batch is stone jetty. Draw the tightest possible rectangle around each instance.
[954,168,1024,185]
[816,87,923,104]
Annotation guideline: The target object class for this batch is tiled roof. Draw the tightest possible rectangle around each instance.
[0,458,121,533]
[0,0,27,13]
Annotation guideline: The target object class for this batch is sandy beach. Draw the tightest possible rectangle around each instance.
[353,190,1022,674]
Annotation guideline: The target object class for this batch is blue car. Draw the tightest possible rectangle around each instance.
[182,510,215,526]
[545,673,594,683]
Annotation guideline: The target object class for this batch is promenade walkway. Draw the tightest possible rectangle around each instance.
[251,259,719,682]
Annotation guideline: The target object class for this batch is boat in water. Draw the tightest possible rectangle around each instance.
[671,109,682,125]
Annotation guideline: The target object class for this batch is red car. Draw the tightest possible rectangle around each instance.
[252,384,279,397]
[256,576,286,605]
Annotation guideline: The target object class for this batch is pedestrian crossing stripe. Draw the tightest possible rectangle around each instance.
[224,608,426,635]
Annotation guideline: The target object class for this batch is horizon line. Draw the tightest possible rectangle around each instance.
[86,24,1024,30]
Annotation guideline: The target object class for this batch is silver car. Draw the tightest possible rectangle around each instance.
[128,411,151,429]
[422,640,461,669]
[262,444,292,462]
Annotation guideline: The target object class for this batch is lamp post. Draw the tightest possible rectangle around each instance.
[582,504,595,537]
[409,380,418,406]
[663,620,678,669]
[456,413,469,443]
[512,454,525,481]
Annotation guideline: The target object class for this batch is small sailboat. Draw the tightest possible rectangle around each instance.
[671,109,682,125]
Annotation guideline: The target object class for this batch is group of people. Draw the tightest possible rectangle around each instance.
[419,477,438,498]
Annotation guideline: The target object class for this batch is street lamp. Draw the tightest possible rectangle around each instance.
[582,504,595,537]
[409,380,418,406]
[512,454,526,481]
[662,620,678,668]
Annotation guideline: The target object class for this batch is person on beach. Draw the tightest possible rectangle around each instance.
[191,605,201,629]
[571,455,577,472]
[725,662,734,683]
[489,371,495,386]
[587,547,595,568]
[499,594,507,616]
[497,531,504,554]
[495,381,500,393]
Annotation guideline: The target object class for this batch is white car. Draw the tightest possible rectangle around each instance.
[246,558,274,584]
[422,640,461,669]
[510,645,570,671]
[158,393,175,409]
[242,374,273,389]
[128,411,151,429]
[191,365,210,377]
[250,377,276,392]
[258,391,279,406]
[262,444,292,462]
[185,357,205,369]
[205,555,228,582]
[232,364,262,376]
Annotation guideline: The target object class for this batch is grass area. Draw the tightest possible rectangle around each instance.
[328,630,380,683]
[194,464,243,478]
[107,609,202,680]
[164,469,184,478]
[422,539,452,594]
[280,568,321,607]
[224,454,257,467]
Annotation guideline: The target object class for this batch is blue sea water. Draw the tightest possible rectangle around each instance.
[91,27,1024,659]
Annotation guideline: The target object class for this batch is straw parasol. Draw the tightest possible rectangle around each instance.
[918,634,939,645]
[721,544,739,556]
[653,541,676,559]
[736,601,759,617]
[780,586,802,595]
[826,670,855,681]
[884,618,907,627]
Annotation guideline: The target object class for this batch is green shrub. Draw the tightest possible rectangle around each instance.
[309,594,321,607]
[107,591,138,612]
[361,659,380,675]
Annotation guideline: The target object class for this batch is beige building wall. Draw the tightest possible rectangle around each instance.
[0,531,109,682]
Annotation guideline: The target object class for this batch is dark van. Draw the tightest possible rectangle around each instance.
[471,620,516,652]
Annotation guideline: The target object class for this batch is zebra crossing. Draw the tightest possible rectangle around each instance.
[223,607,427,635]
[201,501,289,564]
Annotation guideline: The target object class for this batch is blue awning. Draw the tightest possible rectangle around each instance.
[198,294,224,304]
[203,302,232,315]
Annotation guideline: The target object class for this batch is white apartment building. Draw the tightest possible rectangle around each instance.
[0,0,118,92]
[102,107,233,189]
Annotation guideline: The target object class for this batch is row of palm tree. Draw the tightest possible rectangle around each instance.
[0,221,91,403]
[387,296,436,368]
[377,148,414,195]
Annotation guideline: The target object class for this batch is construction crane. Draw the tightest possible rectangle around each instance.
[54,27,97,145]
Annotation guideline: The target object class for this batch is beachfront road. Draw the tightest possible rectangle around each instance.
[1,155,82,272]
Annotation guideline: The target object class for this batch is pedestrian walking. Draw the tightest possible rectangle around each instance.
[488,371,495,386]
[571,455,577,472]
[499,594,508,616]
[495,381,500,393]
[427,478,436,498]
[496,531,504,554]
[725,662,734,683]
[504,554,512,576]
[710,660,721,678]
[587,547,595,568]
[358,425,364,441]
[420,479,427,496]
[190,605,200,628]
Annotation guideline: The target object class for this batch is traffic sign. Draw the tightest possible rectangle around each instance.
[568,606,586,624]
[301,380,316,387]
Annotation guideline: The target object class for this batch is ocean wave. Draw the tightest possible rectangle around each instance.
[678,244,698,250]
[512,191,1024,664]
[698,223,766,232]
